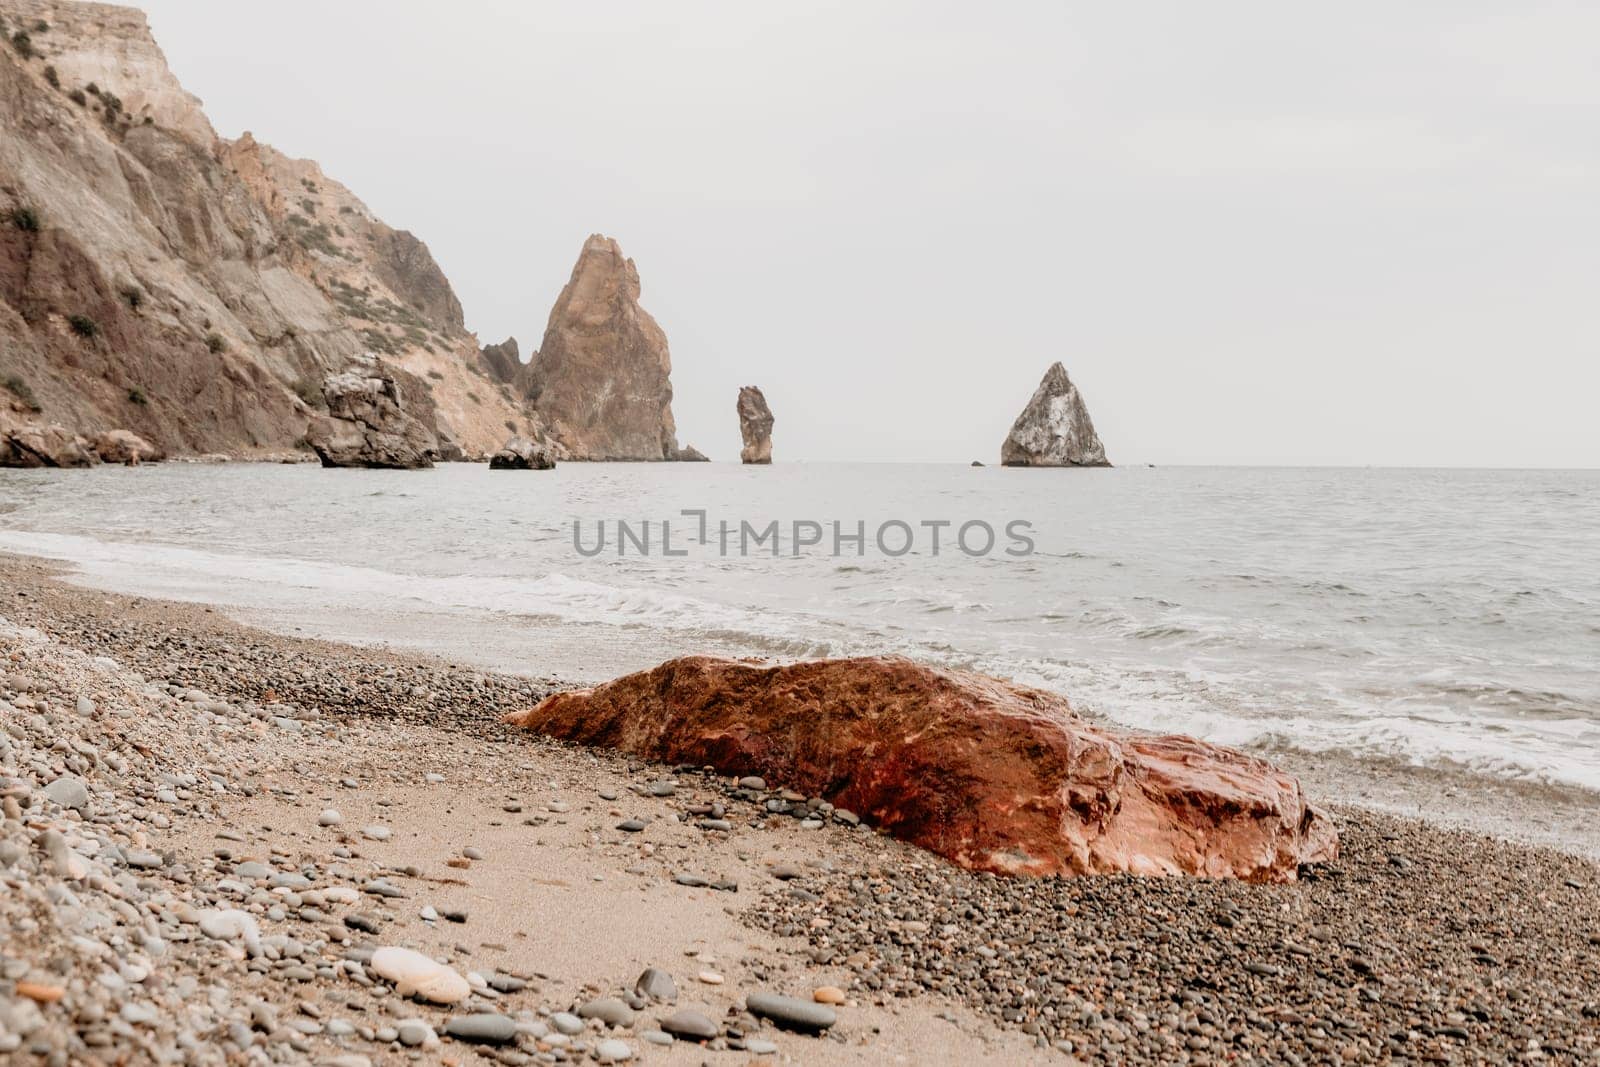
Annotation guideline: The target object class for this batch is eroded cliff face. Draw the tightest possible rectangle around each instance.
[478,336,520,383]
[0,0,523,459]
[1000,362,1110,468]
[519,235,695,461]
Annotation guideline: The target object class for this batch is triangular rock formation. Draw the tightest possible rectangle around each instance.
[519,235,692,461]
[1000,362,1109,467]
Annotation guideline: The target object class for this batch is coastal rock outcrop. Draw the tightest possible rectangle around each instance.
[305,356,439,469]
[0,415,98,468]
[518,235,686,461]
[1001,362,1109,467]
[0,2,526,459]
[508,656,1337,882]
[737,386,774,464]
[91,429,161,465]
[489,435,555,470]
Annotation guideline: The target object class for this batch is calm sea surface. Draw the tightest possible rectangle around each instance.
[2,463,1597,793]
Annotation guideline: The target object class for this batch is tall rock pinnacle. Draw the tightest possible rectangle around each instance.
[737,386,774,464]
[1000,363,1110,467]
[520,235,693,461]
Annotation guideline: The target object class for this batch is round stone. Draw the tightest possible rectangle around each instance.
[634,966,677,1002]
[660,1010,718,1041]
[745,991,837,1033]
[43,775,90,813]
[396,1019,434,1047]
[578,996,635,1028]
[442,1013,517,1044]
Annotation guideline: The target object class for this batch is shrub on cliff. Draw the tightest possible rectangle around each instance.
[43,64,58,88]
[68,314,98,339]
[9,206,39,232]
[10,31,33,58]
[3,376,42,413]
[120,286,143,311]
[127,387,147,406]
[205,333,226,353]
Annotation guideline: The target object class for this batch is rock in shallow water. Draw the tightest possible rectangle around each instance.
[737,385,775,464]
[999,361,1110,467]
[507,655,1337,881]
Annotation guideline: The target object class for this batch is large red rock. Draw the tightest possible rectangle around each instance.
[507,656,1337,882]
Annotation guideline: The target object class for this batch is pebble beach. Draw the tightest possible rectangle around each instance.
[2,553,1598,1066]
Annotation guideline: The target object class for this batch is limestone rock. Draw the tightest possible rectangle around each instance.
[489,436,555,470]
[479,337,522,383]
[367,227,464,333]
[518,235,685,461]
[0,6,522,458]
[0,413,98,468]
[737,386,774,464]
[1000,362,1109,467]
[672,443,710,462]
[508,655,1337,882]
[91,429,162,465]
[306,356,439,469]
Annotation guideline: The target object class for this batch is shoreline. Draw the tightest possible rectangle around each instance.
[3,554,1599,1064]
[13,541,1600,864]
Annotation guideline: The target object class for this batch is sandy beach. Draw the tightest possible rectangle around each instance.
[3,553,1599,1065]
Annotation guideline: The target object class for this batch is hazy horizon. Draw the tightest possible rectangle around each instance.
[136,1,1598,467]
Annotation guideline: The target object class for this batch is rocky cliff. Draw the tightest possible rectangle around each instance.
[518,235,701,461]
[0,0,525,460]
[478,336,521,383]
[737,385,773,464]
[1000,362,1110,467]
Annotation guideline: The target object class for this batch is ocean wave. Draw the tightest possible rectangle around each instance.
[991,655,1600,794]
[5,518,1599,797]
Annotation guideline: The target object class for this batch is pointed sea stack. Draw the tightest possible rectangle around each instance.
[737,386,774,464]
[519,235,687,461]
[1000,362,1110,467]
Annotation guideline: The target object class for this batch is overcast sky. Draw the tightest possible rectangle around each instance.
[140,1,1597,466]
